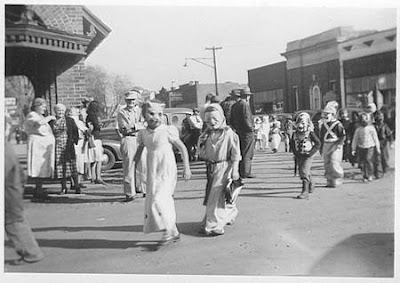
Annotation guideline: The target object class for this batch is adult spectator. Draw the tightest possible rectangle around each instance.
[116,88,144,202]
[220,89,240,125]
[23,98,55,200]
[86,100,107,185]
[230,87,256,178]
[5,114,44,264]
[199,93,214,122]
[186,108,203,161]
[79,97,91,123]
[50,104,80,194]
[67,107,88,191]
[79,97,91,179]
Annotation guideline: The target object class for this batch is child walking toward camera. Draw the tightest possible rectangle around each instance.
[197,103,241,236]
[290,112,321,199]
[134,100,191,245]
[374,110,393,176]
[351,112,380,182]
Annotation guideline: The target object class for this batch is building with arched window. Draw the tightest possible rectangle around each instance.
[248,26,396,114]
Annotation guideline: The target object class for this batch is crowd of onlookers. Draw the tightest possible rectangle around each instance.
[11,97,108,200]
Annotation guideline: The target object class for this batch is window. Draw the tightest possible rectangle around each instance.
[329,80,337,92]
[293,86,299,111]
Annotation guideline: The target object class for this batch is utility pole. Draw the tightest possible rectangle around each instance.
[205,46,222,96]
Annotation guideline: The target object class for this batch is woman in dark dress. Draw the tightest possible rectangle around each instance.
[50,103,80,194]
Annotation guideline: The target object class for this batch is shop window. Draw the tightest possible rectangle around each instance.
[329,80,337,92]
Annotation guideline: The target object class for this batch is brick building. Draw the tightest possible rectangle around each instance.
[248,61,287,114]
[166,81,247,108]
[248,26,396,114]
[5,5,111,113]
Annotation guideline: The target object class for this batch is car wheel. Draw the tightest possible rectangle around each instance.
[102,147,116,171]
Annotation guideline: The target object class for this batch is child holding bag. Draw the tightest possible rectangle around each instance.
[198,103,242,236]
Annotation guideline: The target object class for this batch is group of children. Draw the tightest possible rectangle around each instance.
[290,101,394,200]
[253,115,283,153]
[133,100,241,244]
[135,98,394,245]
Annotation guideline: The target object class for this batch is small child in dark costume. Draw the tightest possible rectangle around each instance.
[290,112,321,199]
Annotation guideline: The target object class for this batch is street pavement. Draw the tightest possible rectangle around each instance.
[3,142,397,282]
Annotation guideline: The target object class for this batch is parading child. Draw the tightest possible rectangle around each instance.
[351,112,381,182]
[134,100,191,245]
[198,103,241,236]
[374,110,393,175]
[290,112,321,199]
[319,101,346,188]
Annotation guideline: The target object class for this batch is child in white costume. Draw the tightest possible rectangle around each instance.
[259,115,270,150]
[319,101,346,187]
[198,103,241,236]
[134,100,191,245]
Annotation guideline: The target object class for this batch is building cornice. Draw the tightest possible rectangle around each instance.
[5,24,91,55]
[82,6,112,36]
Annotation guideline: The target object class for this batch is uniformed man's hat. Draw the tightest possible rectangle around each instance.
[230,89,241,96]
[240,87,252,96]
[125,89,141,100]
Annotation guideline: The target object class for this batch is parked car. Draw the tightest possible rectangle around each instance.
[99,107,193,170]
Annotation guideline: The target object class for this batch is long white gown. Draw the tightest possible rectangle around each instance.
[137,124,179,234]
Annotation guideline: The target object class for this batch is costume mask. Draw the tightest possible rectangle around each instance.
[145,103,164,130]
[205,110,224,130]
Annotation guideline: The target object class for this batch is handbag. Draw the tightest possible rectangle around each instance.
[225,178,244,205]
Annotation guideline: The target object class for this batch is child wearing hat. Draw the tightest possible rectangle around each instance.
[290,112,321,199]
[319,101,346,188]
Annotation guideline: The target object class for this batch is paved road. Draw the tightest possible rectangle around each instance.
[4,142,396,282]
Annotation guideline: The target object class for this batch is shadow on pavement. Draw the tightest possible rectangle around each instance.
[31,221,203,238]
[240,191,300,199]
[34,238,161,252]
[308,233,394,277]
[32,225,144,233]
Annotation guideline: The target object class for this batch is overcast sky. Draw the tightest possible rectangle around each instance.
[84,2,397,92]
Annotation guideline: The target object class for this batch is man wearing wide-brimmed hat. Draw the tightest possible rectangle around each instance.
[116,87,146,202]
[230,87,256,178]
[319,101,346,188]
[220,89,240,125]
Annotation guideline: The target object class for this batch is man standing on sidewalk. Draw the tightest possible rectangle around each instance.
[230,87,256,178]
[116,88,145,202]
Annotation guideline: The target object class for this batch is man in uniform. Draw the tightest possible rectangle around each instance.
[230,87,256,178]
[116,88,144,202]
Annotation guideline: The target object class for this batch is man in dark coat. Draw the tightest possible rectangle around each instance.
[220,89,240,126]
[230,88,256,178]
